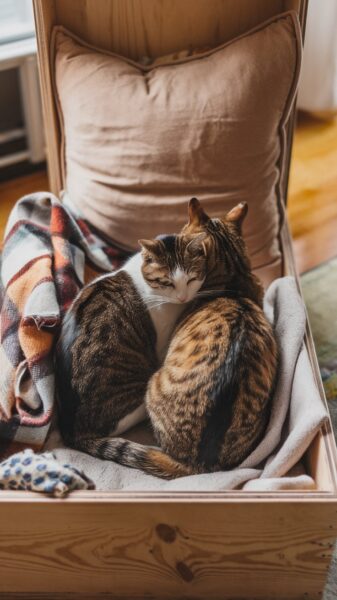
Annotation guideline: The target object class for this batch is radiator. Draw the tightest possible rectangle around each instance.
[0,37,45,169]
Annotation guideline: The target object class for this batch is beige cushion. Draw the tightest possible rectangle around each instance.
[52,12,301,283]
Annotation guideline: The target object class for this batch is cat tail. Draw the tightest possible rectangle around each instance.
[77,437,193,479]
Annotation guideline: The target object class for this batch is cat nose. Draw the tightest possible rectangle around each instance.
[177,294,187,303]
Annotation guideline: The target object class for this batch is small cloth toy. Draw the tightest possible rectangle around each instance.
[0,449,95,497]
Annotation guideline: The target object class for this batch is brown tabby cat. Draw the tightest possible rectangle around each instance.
[80,199,278,478]
[55,217,208,448]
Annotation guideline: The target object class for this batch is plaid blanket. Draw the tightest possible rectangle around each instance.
[0,193,130,458]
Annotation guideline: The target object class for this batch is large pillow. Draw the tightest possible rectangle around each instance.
[52,12,301,283]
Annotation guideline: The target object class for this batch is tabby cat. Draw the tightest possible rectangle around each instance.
[55,220,208,447]
[80,199,278,478]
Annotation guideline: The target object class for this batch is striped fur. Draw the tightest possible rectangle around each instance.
[55,272,159,444]
[55,221,209,449]
[87,200,278,479]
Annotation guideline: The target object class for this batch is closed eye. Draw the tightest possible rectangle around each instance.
[188,277,197,284]
[161,281,174,287]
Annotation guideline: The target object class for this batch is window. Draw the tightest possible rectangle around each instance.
[0,0,35,45]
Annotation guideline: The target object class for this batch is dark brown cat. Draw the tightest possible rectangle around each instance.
[80,199,278,478]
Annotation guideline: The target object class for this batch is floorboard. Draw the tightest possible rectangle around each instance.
[0,170,49,241]
[288,113,337,273]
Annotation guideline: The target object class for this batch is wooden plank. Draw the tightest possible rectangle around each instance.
[0,171,49,241]
[53,0,285,59]
[0,498,336,599]
[288,114,337,273]
[281,215,337,489]
[281,0,308,207]
[32,0,61,195]
[306,432,336,492]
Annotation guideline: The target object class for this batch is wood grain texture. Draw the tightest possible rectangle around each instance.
[288,114,337,273]
[307,432,336,492]
[0,499,336,599]
[281,219,337,489]
[0,170,49,242]
[53,0,286,59]
[32,0,61,194]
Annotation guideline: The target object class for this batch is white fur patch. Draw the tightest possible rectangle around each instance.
[172,268,189,302]
[111,403,147,435]
[122,254,184,360]
[88,253,203,363]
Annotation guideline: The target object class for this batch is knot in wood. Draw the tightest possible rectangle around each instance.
[155,523,177,543]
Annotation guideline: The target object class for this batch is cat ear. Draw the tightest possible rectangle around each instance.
[188,197,210,228]
[138,239,162,255]
[226,202,248,228]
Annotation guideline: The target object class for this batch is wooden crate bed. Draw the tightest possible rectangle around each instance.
[0,1,335,598]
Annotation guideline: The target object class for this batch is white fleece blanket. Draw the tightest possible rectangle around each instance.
[45,276,329,491]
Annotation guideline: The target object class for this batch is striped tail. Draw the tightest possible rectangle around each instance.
[77,437,193,479]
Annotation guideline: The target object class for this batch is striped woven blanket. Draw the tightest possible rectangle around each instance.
[0,193,129,458]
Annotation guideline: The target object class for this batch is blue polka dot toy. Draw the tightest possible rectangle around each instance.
[0,449,95,497]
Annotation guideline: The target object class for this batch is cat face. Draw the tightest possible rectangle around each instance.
[181,197,249,287]
[139,234,207,304]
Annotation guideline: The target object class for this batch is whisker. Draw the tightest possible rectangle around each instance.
[147,303,172,310]
[143,303,163,308]
[144,295,170,303]
[146,302,169,308]
[143,298,171,306]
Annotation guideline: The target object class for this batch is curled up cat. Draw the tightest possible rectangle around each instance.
[71,198,278,479]
[55,216,208,445]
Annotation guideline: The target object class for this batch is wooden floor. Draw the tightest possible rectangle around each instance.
[0,112,337,273]
[288,113,337,273]
[0,169,49,242]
